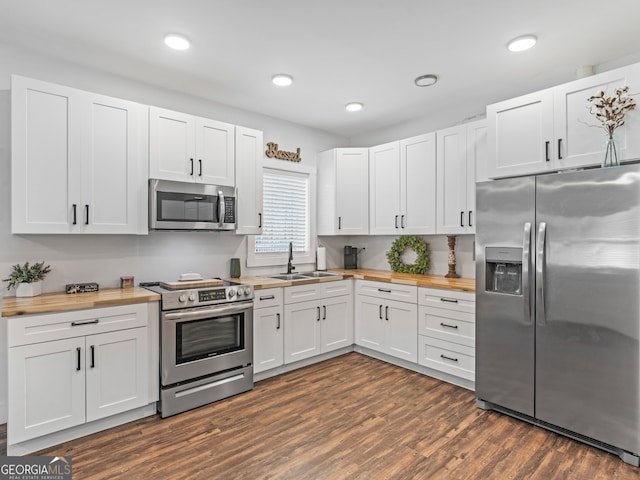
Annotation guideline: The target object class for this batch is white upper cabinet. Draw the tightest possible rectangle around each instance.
[487,63,640,178]
[11,75,148,234]
[149,106,235,186]
[370,134,437,235]
[235,126,264,235]
[317,148,369,235]
[436,119,486,234]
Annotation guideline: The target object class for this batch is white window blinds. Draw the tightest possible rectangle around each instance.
[255,169,310,254]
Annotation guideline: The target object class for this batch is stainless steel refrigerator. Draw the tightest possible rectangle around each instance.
[475,164,640,466]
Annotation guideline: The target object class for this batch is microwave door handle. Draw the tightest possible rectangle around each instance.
[218,191,225,227]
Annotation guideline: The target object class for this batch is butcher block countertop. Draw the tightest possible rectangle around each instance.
[2,287,160,318]
[231,268,475,292]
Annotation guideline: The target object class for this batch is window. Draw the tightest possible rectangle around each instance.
[247,160,316,268]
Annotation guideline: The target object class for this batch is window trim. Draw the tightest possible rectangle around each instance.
[247,159,316,269]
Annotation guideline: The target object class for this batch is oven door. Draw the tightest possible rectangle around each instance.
[161,301,253,386]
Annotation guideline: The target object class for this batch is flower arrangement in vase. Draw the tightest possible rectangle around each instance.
[587,86,636,167]
[3,261,51,297]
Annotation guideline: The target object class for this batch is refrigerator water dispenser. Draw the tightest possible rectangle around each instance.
[485,247,522,295]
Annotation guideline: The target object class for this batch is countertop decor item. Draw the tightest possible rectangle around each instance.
[386,236,430,274]
[445,235,460,278]
[587,85,636,167]
[230,258,241,278]
[3,261,51,297]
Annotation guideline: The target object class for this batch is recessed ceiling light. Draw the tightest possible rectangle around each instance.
[415,74,438,87]
[164,33,190,50]
[507,35,537,52]
[345,102,364,112]
[272,74,293,87]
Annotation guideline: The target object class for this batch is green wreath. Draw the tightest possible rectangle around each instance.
[386,236,430,274]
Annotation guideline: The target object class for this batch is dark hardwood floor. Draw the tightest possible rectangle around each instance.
[5,352,638,479]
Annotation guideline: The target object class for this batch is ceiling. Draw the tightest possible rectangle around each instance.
[1,0,640,137]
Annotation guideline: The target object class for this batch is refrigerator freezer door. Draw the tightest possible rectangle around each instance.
[535,166,640,454]
[476,176,536,416]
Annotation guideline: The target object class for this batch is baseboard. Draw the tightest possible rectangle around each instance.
[254,346,354,382]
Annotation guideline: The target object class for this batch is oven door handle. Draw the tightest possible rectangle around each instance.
[163,301,253,322]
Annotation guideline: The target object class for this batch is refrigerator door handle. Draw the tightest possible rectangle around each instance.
[523,222,532,324]
[536,221,547,325]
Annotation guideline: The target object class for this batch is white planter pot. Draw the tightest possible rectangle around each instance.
[15,281,42,298]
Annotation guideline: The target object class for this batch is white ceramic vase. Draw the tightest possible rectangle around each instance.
[15,281,42,298]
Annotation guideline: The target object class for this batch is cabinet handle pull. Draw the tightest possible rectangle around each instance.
[379,305,383,319]
[72,204,77,225]
[198,159,203,176]
[76,347,81,371]
[545,141,550,162]
[276,313,281,330]
[378,288,391,293]
[90,345,95,368]
[440,322,459,329]
[71,319,100,327]
[385,306,389,321]
[395,215,399,228]
[557,139,563,160]
[190,158,194,176]
[258,213,262,228]
[440,354,459,363]
[401,215,405,228]
[460,211,464,227]
[85,204,89,225]
[317,306,321,321]
[260,295,275,301]
[323,305,327,320]
[468,211,473,227]
[338,216,342,230]
[440,297,459,303]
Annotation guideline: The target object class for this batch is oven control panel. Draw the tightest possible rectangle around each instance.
[199,288,228,302]
[159,284,254,310]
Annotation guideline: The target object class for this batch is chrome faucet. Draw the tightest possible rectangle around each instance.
[287,242,295,274]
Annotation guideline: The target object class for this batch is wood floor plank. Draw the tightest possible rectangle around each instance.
[0,352,636,479]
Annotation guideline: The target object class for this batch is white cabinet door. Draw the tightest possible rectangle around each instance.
[386,298,418,362]
[465,120,487,233]
[400,133,436,234]
[436,125,468,234]
[284,300,321,363]
[235,126,264,234]
[11,76,82,234]
[354,295,386,354]
[486,89,554,179]
[253,305,284,373]
[321,295,353,353]
[554,64,640,169]
[149,106,196,182]
[369,141,401,234]
[8,337,86,443]
[81,93,148,234]
[336,149,369,235]
[195,117,235,186]
[85,328,149,422]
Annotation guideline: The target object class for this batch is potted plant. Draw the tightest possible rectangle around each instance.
[3,261,51,297]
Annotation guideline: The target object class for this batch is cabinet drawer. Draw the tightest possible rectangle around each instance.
[8,303,149,347]
[419,306,474,347]
[254,288,283,309]
[319,279,352,298]
[418,336,475,381]
[284,283,321,304]
[356,280,417,303]
[418,287,475,314]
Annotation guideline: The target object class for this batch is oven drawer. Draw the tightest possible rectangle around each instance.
[254,288,283,309]
[8,303,149,347]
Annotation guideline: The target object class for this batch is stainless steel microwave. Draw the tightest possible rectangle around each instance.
[149,179,236,231]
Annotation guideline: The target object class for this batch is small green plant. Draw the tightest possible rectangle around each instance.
[3,261,51,290]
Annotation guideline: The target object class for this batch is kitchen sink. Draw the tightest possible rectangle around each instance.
[300,271,341,278]
[266,274,310,281]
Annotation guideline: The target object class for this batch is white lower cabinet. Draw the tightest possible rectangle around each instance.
[417,287,476,381]
[284,280,353,364]
[253,288,284,374]
[354,280,418,363]
[7,303,150,445]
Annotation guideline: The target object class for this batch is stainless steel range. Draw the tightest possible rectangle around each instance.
[144,279,254,418]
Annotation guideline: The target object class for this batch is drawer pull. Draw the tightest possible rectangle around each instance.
[440,354,459,363]
[71,319,100,327]
[440,298,458,304]
[259,295,275,301]
[378,288,391,293]
[440,322,459,330]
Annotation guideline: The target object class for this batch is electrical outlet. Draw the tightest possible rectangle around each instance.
[360,244,367,253]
